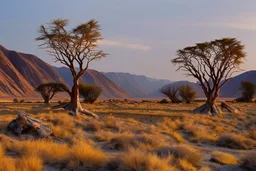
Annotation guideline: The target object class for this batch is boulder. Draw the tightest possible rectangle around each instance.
[7,110,52,138]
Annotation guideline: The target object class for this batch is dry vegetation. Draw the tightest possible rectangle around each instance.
[0,100,255,170]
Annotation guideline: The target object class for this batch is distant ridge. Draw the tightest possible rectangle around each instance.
[104,72,172,98]
[53,67,131,99]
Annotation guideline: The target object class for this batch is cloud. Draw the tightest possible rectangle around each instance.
[196,13,256,31]
[98,39,151,51]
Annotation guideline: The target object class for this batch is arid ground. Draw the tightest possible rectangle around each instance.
[0,100,255,171]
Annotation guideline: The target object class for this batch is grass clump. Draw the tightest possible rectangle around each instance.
[156,144,201,167]
[159,99,169,104]
[210,151,237,165]
[217,133,255,149]
[16,155,43,171]
[118,148,177,171]
[70,140,106,168]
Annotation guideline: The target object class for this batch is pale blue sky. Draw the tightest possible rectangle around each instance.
[1,0,256,81]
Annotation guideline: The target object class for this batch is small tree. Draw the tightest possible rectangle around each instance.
[160,85,180,103]
[179,85,197,104]
[79,84,102,103]
[36,82,70,104]
[36,19,107,118]
[237,81,256,102]
[172,38,246,115]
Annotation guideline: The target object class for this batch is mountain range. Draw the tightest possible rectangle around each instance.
[0,44,255,99]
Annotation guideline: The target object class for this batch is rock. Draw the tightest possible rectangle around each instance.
[7,110,53,138]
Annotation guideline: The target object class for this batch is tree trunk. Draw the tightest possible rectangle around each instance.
[193,98,222,116]
[63,79,98,119]
[44,98,50,104]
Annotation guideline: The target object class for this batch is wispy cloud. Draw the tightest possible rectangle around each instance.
[196,13,256,31]
[99,40,151,51]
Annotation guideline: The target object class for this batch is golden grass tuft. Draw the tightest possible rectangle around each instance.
[0,157,16,171]
[84,119,103,132]
[16,155,43,171]
[156,144,201,167]
[178,159,197,171]
[211,151,237,165]
[70,140,106,168]
[217,133,255,149]
[119,148,177,171]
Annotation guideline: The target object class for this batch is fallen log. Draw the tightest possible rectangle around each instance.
[221,101,242,114]
[7,110,53,138]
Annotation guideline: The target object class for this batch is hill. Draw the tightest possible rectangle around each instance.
[54,67,131,99]
[0,45,64,97]
[104,72,172,98]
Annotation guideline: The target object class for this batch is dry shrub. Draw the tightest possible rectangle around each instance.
[119,148,177,171]
[211,151,237,165]
[16,155,43,171]
[70,140,106,168]
[184,124,217,143]
[217,133,255,149]
[178,159,196,171]
[240,151,256,170]
[156,144,201,167]
[84,119,103,132]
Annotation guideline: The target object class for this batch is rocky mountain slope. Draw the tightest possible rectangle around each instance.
[0,45,64,97]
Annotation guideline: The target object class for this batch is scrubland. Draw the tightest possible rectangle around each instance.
[0,100,255,171]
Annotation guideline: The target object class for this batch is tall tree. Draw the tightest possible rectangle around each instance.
[36,82,70,104]
[36,19,107,118]
[172,38,246,115]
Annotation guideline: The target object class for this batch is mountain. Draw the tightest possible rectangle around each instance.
[53,67,131,99]
[0,45,64,97]
[104,72,172,98]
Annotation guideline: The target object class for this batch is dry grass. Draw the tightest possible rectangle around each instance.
[156,144,201,167]
[217,133,255,149]
[211,151,238,165]
[118,147,177,171]
[70,140,106,168]
[0,102,255,170]
[240,151,256,170]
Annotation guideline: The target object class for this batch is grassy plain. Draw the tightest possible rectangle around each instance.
[0,100,255,171]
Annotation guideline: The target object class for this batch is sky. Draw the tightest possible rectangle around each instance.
[0,0,256,81]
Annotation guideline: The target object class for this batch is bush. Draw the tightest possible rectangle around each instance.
[159,99,169,104]
[79,84,103,103]
[20,99,25,103]
[13,98,19,103]
[237,81,256,102]
[159,85,180,103]
[179,85,197,103]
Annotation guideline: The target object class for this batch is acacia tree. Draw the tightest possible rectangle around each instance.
[36,19,107,118]
[172,38,246,115]
[36,82,70,104]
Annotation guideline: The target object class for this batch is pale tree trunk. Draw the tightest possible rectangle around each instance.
[64,79,98,119]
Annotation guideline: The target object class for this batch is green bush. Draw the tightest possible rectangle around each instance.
[237,81,256,102]
[13,98,19,103]
[179,85,197,104]
[79,84,103,103]
[159,99,169,104]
